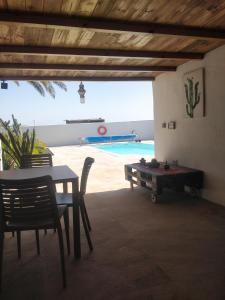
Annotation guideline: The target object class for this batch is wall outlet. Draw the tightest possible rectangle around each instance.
[168,121,176,129]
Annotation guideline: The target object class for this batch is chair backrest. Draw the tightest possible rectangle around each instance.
[0,175,58,230]
[80,157,95,196]
[21,153,53,168]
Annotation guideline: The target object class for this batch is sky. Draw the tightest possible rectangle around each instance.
[0,81,154,126]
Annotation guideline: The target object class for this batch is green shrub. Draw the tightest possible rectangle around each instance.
[0,115,46,169]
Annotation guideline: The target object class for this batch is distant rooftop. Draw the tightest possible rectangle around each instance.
[65,118,105,124]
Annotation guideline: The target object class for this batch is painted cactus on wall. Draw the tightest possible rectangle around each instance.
[184,77,200,118]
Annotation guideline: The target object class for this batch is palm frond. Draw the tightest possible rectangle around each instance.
[0,116,38,168]
[15,80,67,98]
[28,81,45,97]
[53,81,67,91]
[0,120,21,165]
[11,114,21,136]
[29,128,36,154]
[41,81,56,98]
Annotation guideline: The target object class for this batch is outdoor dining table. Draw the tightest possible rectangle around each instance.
[0,165,81,259]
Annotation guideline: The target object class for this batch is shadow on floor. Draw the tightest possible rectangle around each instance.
[2,187,225,300]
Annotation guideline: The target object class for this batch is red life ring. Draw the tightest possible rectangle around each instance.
[98,125,107,136]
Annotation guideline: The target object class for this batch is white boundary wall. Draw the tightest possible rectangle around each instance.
[25,120,154,147]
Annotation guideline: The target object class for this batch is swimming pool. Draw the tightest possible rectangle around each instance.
[95,142,155,156]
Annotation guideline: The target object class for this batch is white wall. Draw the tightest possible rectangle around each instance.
[25,120,154,147]
[153,44,225,206]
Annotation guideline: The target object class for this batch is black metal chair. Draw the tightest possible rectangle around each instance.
[56,157,94,251]
[0,175,70,290]
[21,153,53,168]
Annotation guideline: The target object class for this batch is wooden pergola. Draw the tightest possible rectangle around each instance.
[1,1,225,81]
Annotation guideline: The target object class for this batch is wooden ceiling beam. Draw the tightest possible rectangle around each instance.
[0,12,225,39]
[0,75,155,81]
[0,45,204,60]
[0,62,176,72]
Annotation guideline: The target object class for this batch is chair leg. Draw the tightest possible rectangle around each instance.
[57,223,66,288]
[44,229,47,235]
[81,198,92,231]
[80,202,93,251]
[16,231,21,259]
[35,230,40,255]
[53,185,57,233]
[0,232,4,292]
[63,210,70,255]
[12,231,15,237]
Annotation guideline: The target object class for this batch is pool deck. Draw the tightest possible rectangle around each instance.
[51,143,154,192]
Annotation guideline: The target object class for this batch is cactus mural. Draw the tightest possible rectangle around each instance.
[184,77,201,118]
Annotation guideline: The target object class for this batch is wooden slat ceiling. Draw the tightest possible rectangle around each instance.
[1,0,225,81]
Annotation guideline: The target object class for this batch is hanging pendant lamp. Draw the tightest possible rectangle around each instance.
[78,81,86,103]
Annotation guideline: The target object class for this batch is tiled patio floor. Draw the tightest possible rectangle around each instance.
[1,145,225,300]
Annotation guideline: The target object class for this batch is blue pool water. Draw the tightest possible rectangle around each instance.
[95,142,155,155]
